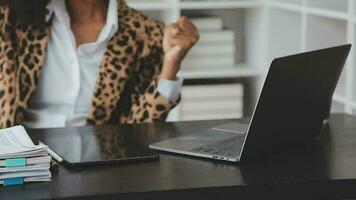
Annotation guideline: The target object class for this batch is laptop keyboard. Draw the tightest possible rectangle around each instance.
[191,136,245,158]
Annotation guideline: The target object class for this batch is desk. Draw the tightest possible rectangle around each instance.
[1,114,356,200]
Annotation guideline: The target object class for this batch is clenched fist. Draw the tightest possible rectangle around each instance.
[161,16,200,80]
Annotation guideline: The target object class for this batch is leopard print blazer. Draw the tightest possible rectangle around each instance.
[0,0,179,128]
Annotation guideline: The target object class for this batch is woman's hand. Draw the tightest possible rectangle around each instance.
[161,16,200,80]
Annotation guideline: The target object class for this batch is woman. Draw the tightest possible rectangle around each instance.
[0,0,199,128]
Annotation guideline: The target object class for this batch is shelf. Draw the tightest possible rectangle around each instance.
[273,0,302,5]
[307,6,349,21]
[180,0,263,10]
[128,0,263,10]
[333,94,347,104]
[307,0,349,13]
[269,1,303,13]
[269,1,349,20]
[305,15,347,51]
[268,7,302,62]
[335,71,347,97]
[127,0,356,119]
[126,0,174,10]
[178,65,262,79]
[331,101,345,113]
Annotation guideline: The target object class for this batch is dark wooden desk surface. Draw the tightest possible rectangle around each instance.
[1,114,356,200]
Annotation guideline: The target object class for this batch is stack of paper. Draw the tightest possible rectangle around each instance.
[0,126,52,186]
[182,16,236,70]
[180,83,244,121]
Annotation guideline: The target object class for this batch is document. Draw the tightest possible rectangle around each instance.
[0,126,48,159]
[0,156,52,167]
[0,125,34,147]
[0,163,51,173]
[0,170,51,180]
[0,126,52,185]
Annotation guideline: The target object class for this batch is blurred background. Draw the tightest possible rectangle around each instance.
[127,0,356,122]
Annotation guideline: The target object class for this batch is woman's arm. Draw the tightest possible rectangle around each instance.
[161,16,200,81]
[117,17,199,124]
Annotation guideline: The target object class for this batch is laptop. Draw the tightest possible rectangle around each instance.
[150,44,351,162]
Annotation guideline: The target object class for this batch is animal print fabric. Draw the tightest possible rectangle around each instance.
[0,0,179,128]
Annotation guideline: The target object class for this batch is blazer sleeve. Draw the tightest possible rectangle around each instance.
[0,5,7,38]
[118,22,180,124]
[0,5,17,128]
[0,5,11,50]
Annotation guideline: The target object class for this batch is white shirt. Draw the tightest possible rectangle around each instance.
[23,0,182,129]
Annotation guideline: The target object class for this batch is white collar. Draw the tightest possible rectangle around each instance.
[46,0,118,41]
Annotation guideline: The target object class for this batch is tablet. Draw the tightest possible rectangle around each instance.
[36,125,159,166]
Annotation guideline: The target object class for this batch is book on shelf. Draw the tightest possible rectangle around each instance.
[198,30,235,43]
[180,84,244,121]
[189,42,235,56]
[182,84,244,99]
[183,16,236,70]
[182,55,235,69]
[0,126,52,186]
[191,17,223,30]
